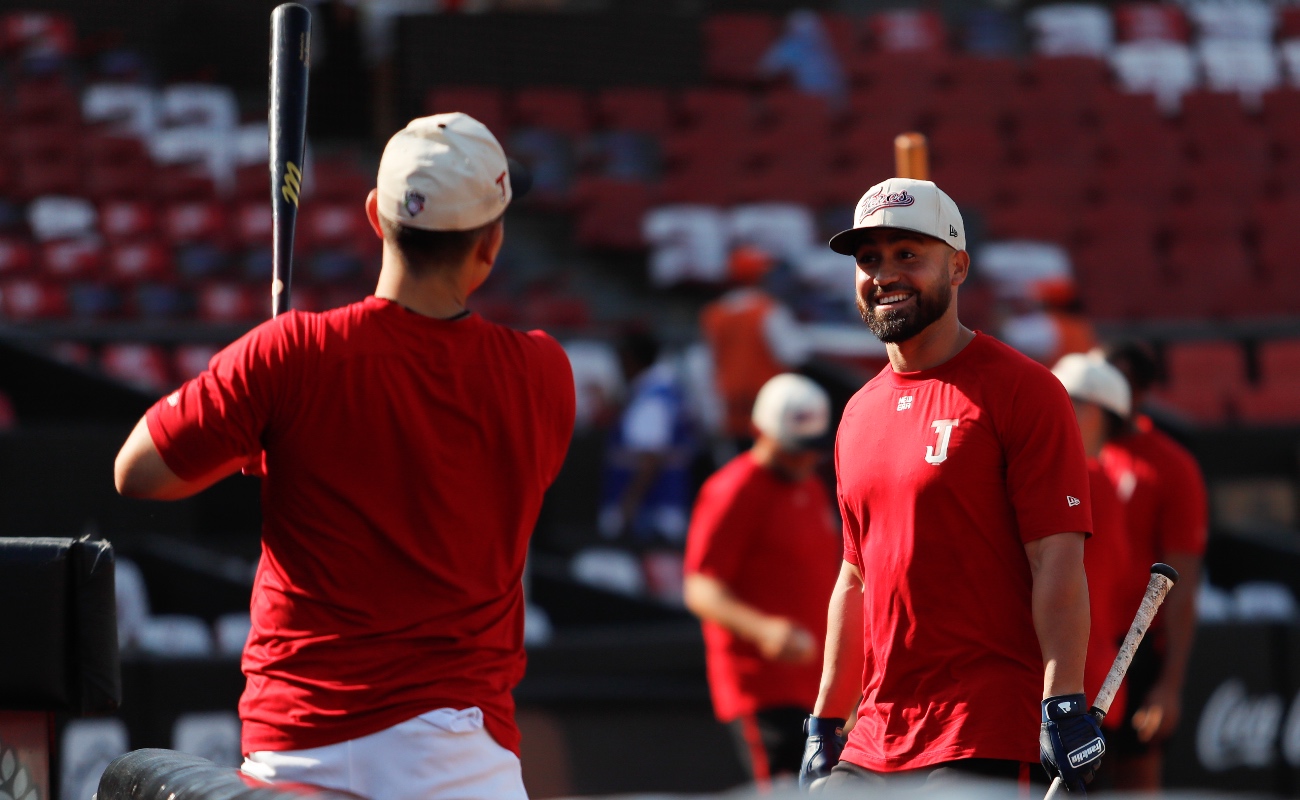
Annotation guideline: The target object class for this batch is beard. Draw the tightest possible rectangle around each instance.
[857,280,953,343]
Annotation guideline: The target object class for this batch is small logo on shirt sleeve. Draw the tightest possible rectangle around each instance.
[166,391,180,407]
[896,395,913,411]
[1067,495,1081,507]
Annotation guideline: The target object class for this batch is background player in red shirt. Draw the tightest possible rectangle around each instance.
[1051,352,1136,731]
[113,113,575,800]
[683,373,842,788]
[800,178,1103,792]
[1101,342,1208,791]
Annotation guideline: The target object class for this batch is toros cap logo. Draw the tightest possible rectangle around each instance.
[403,190,426,218]
[857,189,915,224]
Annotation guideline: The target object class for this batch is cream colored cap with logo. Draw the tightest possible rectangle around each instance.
[376,112,512,232]
[829,178,966,255]
[752,373,832,451]
[1052,352,1132,417]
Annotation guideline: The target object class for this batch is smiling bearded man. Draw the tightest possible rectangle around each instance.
[798,178,1104,796]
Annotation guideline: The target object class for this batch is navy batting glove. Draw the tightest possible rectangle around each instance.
[799,716,845,792]
[1040,694,1105,792]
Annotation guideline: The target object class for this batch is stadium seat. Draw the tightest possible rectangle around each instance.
[1115,3,1190,42]
[174,344,220,382]
[196,282,256,323]
[1111,40,1200,113]
[1162,201,1249,241]
[865,9,947,53]
[985,204,1080,244]
[101,343,172,392]
[28,197,98,242]
[150,127,234,199]
[702,13,781,84]
[998,162,1093,210]
[1257,339,1300,385]
[162,202,228,249]
[513,87,591,137]
[106,240,171,283]
[1185,0,1276,43]
[425,86,508,134]
[596,88,671,135]
[1235,385,1300,424]
[845,86,927,133]
[572,177,655,252]
[522,292,592,330]
[0,237,35,276]
[302,203,367,251]
[1162,340,1248,421]
[233,202,274,250]
[1025,4,1114,57]
[849,52,948,94]
[100,200,159,243]
[1198,40,1282,107]
[68,282,122,318]
[39,237,104,281]
[13,79,78,126]
[675,88,755,132]
[0,12,76,58]
[928,123,1007,167]
[160,84,238,131]
[83,84,159,138]
[1014,118,1101,165]
[0,278,66,319]
[310,157,373,203]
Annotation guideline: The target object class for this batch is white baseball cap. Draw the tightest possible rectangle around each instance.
[829,178,966,256]
[376,112,512,232]
[1052,352,1131,417]
[752,373,832,451]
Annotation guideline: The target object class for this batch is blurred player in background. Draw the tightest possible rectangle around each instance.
[1101,342,1208,791]
[683,373,841,788]
[1052,353,1136,736]
[114,113,575,800]
[801,178,1102,793]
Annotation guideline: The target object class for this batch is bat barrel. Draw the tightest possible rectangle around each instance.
[1092,563,1178,717]
[270,2,311,317]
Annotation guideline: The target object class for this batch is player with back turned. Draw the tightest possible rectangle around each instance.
[113,113,575,800]
[799,178,1104,792]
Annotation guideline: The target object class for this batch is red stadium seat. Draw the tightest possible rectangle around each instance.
[928,163,997,209]
[1026,56,1110,94]
[1280,5,1300,39]
[310,158,373,204]
[196,282,257,323]
[1180,90,1251,129]
[985,203,1080,244]
[675,88,755,132]
[100,201,158,243]
[1014,118,1101,166]
[596,88,671,135]
[845,86,928,134]
[86,161,155,202]
[521,293,592,330]
[1152,383,1232,423]
[174,344,220,382]
[943,55,1022,95]
[302,203,367,251]
[233,202,274,249]
[659,160,745,206]
[702,13,780,84]
[1115,3,1191,42]
[0,237,35,276]
[39,238,104,281]
[0,278,67,319]
[821,13,863,67]
[106,240,171,283]
[762,89,838,129]
[13,80,78,126]
[928,123,1007,167]
[1235,385,1300,424]
[163,202,229,246]
[865,9,947,53]
[572,177,655,252]
[101,343,173,393]
[849,52,948,94]
[998,163,1093,210]
[513,88,591,137]
[1258,339,1300,385]
[734,161,824,206]
[1166,340,1247,387]
[14,159,79,200]
[1162,202,1249,241]
[425,86,508,135]
[1261,89,1300,132]
[1077,202,1160,247]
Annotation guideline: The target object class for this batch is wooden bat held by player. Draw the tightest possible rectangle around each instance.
[269,3,311,317]
[1043,563,1180,799]
[894,132,929,181]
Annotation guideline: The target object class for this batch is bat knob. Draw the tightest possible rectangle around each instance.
[1151,563,1180,584]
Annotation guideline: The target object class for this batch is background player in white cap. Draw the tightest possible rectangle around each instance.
[113,113,575,800]
[800,178,1103,792]
[684,373,841,788]
[1052,353,1137,745]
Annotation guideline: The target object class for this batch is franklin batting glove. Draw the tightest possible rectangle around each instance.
[799,716,845,792]
[1040,694,1105,792]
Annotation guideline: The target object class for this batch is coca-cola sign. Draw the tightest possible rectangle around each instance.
[1196,679,1293,771]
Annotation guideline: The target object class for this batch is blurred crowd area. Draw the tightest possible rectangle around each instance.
[1,1,1300,615]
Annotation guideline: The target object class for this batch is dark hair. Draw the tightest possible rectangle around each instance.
[618,328,660,372]
[379,214,502,278]
[1102,409,1128,441]
[1102,340,1161,393]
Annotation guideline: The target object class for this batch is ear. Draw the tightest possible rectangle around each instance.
[475,218,505,266]
[365,189,383,239]
[949,249,970,287]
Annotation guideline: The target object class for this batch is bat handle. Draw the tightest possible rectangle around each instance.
[1044,777,1064,800]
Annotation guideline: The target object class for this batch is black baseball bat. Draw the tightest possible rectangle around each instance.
[269,3,311,317]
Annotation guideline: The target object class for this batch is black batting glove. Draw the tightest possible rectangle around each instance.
[799,716,845,792]
[1040,694,1105,792]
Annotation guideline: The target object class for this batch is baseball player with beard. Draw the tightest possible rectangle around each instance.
[799,178,1103,792]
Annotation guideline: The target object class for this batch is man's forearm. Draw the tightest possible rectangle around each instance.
[1027,532,1090,699]
[813,561,865,719]
[1157,553,1201,690]
[683,573,778,646]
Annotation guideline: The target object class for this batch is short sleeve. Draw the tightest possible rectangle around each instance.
[145,318,296,481]
[1156,444,1208,556]
[1000,367,1094,543]
[683,476,761,585]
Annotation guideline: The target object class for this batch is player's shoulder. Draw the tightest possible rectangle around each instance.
[971,333,1060,384]
[698,453,766,503]
[1136,423,1203,475]
[843,362,895,415]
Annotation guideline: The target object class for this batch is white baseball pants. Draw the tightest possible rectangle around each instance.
[241,707,528,800]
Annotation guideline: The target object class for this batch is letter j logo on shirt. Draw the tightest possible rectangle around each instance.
[925,419,959,465]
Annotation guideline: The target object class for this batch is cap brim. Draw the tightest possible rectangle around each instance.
[827,225,953,256]
[784,428,835,453]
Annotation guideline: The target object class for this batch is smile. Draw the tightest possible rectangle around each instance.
[874,292,915,306]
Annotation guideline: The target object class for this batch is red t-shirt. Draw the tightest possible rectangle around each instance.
[1099,416,1208,632]
[1084,459,1131,729]
[145,297,575,756]
[836,333,1093,772]
[683,453,842,721]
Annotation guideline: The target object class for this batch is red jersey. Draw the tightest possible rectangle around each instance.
[1099,416,1208,631]
[1084,459,1131,729]
[146,296,575,756]
[836,333,1093,771]
[683,453,841,721]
